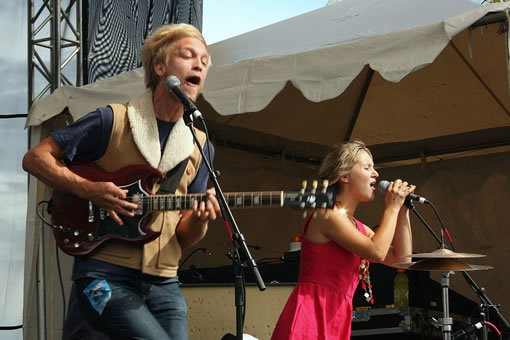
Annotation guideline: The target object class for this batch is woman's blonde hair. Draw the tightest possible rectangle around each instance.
[140,23,211,91]
[319,140,372,188]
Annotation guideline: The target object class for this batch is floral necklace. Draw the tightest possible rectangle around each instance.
[359,258,374,304]
[336,202,374,304]
[354,219,374,304]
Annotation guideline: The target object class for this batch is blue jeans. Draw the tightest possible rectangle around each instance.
[73,278,188,340]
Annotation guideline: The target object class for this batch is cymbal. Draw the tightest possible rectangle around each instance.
[405,248,486,259]
[394,258,493,272]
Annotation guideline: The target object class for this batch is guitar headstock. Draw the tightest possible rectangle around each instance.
[283,179,335,214]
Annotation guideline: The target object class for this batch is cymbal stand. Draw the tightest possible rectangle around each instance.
[407,200,468,339]
[405,199,450,339]
[426,200,509,337]
[440,271,454,340]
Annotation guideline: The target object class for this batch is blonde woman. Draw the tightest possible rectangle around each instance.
[272,140,414,340]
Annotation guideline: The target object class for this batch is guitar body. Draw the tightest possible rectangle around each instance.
[51,162,165,256]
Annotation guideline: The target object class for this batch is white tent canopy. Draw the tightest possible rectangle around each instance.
[203,0,484,111]
[26,0,510,165]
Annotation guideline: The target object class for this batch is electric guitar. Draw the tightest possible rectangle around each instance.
[50,161,335,256]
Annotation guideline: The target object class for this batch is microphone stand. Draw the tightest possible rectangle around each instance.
[405,199,441,245]
[408,198,510,339]
[182,113,266,340]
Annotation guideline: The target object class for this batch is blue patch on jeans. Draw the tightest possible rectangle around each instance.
[83,279,112,315]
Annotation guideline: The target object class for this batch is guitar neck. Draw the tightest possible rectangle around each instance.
[145,191,286,212]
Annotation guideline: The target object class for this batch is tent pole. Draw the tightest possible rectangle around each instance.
[37,228,47,340]
[344,68,374,142]
[471,11,507,28]
[450,41,510,117]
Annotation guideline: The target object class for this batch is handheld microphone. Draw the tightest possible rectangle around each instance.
[164,75,203,119]
[377,180,428,204]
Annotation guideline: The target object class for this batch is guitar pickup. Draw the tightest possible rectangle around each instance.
[132,194,143,215]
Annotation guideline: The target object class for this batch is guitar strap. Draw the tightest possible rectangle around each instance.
[157,157,190,194]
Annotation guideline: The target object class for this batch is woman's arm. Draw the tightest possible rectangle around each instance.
[310,205,401,262]
[309,180,413,263]
[380,206,413,266]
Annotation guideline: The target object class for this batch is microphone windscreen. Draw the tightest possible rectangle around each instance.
[165,75,180,89]
[377,180,390,194]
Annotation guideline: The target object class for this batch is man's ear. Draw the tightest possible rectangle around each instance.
[154,62,166,77]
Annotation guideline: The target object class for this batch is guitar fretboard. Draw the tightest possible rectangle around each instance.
[144,191,285,212]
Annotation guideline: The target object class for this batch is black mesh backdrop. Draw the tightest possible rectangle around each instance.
[84,0,203,83]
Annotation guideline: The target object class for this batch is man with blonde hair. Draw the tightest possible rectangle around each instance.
[23,23,219,339]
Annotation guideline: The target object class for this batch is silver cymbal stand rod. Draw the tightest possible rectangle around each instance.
[441,271,453,340]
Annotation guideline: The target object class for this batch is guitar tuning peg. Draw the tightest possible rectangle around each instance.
[311,180,318,193]
[322,179,329,192]
[313,211,318,219]
[301,180,307,194]
[302,210,308,219]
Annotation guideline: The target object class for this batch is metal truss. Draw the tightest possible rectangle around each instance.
[28,0,83,109]
[26,2,83,339]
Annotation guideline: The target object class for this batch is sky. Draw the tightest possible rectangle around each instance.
[0,1,327,339]
[203,0,328,44]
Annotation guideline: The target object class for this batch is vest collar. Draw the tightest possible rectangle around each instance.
[127,90,194,173]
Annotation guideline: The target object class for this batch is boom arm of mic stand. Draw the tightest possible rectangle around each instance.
[462,271,510,331]
[405,199,441,245]
[183,116,266,291]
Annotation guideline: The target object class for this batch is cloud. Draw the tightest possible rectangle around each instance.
[0,58,28,115]
[0,2,26,59]
[0,0,27,116]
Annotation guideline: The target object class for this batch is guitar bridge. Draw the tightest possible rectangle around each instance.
[100,208,106,220]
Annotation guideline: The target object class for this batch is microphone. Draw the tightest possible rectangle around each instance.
[164,75,203,119]
[377,180,428,204]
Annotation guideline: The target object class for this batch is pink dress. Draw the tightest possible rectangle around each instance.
[271,213,368,340]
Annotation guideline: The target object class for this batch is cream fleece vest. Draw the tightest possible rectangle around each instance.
[89,90,206,278]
